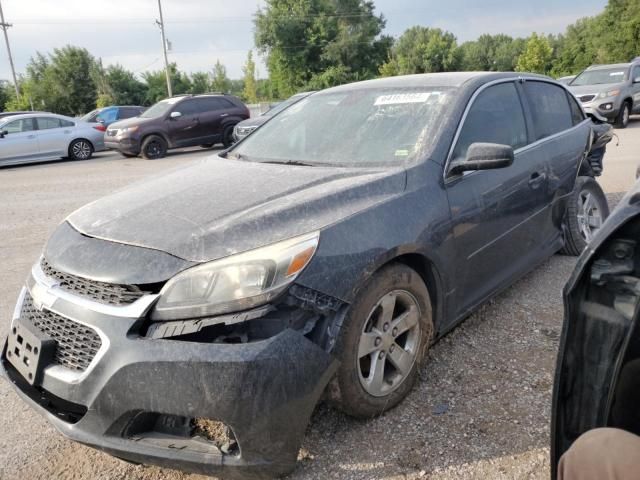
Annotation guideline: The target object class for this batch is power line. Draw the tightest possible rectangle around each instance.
[0,0,19,98]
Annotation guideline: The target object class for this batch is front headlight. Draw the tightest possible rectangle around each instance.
[119,126,139,136]
[151,231,320,320]
[598,89,620,99]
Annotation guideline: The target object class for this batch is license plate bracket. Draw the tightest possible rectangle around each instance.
[6,318,55,386]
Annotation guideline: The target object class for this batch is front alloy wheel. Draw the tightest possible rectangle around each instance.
[357,290,421,397]
[329,264,433,418]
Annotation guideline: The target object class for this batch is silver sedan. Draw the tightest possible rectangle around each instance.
[0,113,106,167]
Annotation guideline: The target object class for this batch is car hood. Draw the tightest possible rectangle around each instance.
[236,116,270,129]
[108,116,155,130]
[66,157,407,262]
[568,82,625,95]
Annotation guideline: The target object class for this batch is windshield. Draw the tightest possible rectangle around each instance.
[264,94,308,117]
[80,109,99,122]
[230,87,453,167]
[140,98,179,118]
[571,68,628,86]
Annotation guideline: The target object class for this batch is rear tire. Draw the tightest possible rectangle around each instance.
[68,139,93,160]
[141,135,167,160]
[328,264,433,418]
[614,101,630,129]
[561,176,609,256]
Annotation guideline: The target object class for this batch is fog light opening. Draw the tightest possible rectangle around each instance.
[192,418,239,455]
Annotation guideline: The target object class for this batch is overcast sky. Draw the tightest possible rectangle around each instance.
[0,0,607,81]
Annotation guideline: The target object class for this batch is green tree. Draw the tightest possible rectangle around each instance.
[255,0,391,96]
[211,60,231,93]
[102,65,147,105]
[0,82,10,111]
[516,33,554,74]
[190,72,211,94]
[242,51,258,103]
[598,0,640,64]
[459,34,522,71]
[380,26,460,75]
[142,64,191,103]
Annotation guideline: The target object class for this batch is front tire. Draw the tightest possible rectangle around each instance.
[328,264,433,418]
[615,101,630,129]
[141,135,167,160]
[561,176,609,256]
[68,139,93,160]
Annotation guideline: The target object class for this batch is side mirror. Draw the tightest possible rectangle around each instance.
[96,118,106,124]
[170,111,182,119]
[450,142,514,175]
[0,130,7,138]
[634,77,640,84]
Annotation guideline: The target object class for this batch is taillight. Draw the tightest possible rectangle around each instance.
[93,125,107,132]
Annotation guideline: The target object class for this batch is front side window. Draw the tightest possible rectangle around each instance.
[230,87,455,167]
[567,92,585,125]
[37,117,63,130]
[176,99,200,116]
[571,68,628,86]
[524,81,573,140]
[452,82,528,162]
[2,118,36,134]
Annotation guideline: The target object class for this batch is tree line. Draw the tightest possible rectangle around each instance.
[1,0,638,116]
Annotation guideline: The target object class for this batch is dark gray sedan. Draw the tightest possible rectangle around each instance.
[1,72,611,479]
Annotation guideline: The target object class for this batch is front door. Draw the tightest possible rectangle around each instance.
[0,117,40,165]
[167,99,203,147]
[445,81,551,317]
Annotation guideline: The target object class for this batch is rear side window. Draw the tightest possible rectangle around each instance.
[37,117,63,130]
[567,92,585,125]
[523,81,573,140]
[452,82,528,161]
[197,97,235,112]
[60,119,74,127]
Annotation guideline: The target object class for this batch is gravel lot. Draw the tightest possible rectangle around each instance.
[1,122,639,480]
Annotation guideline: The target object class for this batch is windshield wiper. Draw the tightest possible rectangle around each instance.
[259,160,318,167]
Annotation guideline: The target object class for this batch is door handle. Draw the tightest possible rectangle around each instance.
[528,171,546,188]
[220,113,229,118]
[27,135,36,139]
[63,130,72,134]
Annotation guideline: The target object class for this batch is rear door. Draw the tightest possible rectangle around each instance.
[0,118,39,164]
[196,97,235,144]
[520,80,591,244]
[445,81,552,317]
[35,117,75,157]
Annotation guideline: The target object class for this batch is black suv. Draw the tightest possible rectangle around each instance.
[104,94,249,159]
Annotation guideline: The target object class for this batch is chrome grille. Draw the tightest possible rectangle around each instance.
[41,259,147,306]
[579,94,596,103]
[20,293,102,372]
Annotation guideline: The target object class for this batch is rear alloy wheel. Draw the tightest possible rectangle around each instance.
[141,135,168,160]
[615,102,630,129]
[561,176,609,256]
[68,139,93,160]
[329,264,433,418]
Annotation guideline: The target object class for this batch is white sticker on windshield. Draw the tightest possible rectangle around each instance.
[610,72,625,76]
[375,92,436,106]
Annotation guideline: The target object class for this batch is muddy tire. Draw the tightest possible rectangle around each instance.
[561,176,609,256]
[141,135,167,160]
[614,101,630,129]
[328,263,433,418]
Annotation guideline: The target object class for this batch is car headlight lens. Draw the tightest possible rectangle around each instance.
[598,89,620,98]
[120,126,139,135]
[151,231,320,320]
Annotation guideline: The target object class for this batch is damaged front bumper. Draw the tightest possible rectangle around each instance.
[0,263,338,479]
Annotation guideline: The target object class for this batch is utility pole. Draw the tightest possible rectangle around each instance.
[0,0,19,99]
[155,0,172,97]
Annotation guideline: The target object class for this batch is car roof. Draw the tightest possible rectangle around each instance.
[586,63,632,70]
[0,112,75,123]
[323,71,552,93]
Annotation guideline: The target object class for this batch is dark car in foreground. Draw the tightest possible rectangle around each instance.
[105,94,249,159]
[552,179,640,479]
[1,72,612,478]
[80,106,145,130]
[233,91,314,142]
